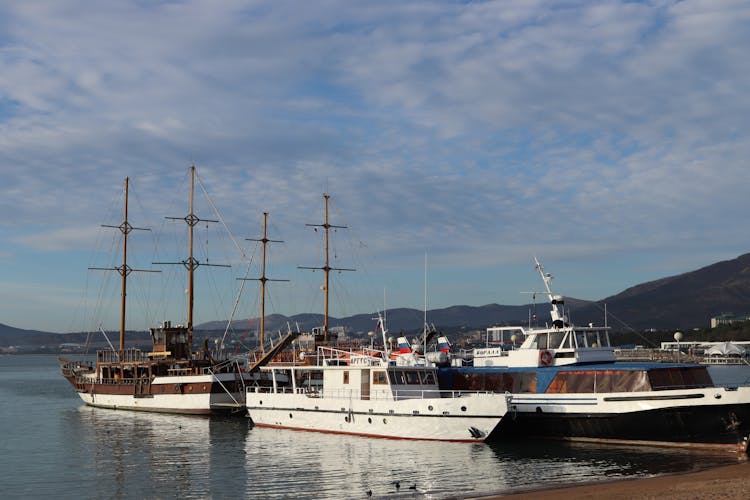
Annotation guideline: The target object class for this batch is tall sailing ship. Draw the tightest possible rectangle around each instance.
[59,167,292,414]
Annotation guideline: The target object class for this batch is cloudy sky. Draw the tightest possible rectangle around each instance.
[1,0,749,333]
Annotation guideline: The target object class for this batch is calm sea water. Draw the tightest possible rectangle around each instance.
[0,355,744,499]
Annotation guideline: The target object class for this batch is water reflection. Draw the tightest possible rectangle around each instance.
[0,356,742,499]
[64,408,249,499]
[243,427,739,499]
[485,440,737,495]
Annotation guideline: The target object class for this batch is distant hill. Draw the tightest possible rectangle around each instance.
[5,252,750,346]
[0,323,149,349]
[572,252,750,331]
[195,301,594,336]
[0,323,63,347]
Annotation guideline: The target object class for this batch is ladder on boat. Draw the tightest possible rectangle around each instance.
[247,330,301,373]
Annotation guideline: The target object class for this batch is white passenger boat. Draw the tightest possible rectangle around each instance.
[246,320,509,442]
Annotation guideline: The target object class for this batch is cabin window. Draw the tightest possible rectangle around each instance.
[575,331,586,348]
[405,371,420,384]
[546,370,651,393]
[389,371,406,385]
[532,333,548,349]
[372,371,388,385]
[420,372,436,385]
[343,371,349,384]
[549,331,565,349]
[585,331,599,348]
[564,332,574,349]
[448,371,537,393]
[648,367,712,390]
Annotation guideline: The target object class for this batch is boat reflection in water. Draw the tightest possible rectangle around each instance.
[63,408,249,499]
[16,354,739,499]
[51,402,739,499]
[242,426,737,499]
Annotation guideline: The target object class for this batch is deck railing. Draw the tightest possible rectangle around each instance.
[96,348,149,364]
[247,385,493,400]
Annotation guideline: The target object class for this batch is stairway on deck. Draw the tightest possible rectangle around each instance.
[247,331,300,373]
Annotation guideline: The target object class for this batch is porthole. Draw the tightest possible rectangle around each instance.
[428,405,434,411]
[289,413,293,419]
[460,406,467,412]
[368,417,372,424]
[382,418,387,424]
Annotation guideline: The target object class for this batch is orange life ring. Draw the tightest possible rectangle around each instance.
[539,349,553,366]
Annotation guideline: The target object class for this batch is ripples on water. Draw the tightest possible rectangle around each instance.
[0,356,743,499]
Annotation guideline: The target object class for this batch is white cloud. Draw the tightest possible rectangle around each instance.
[1,1,749,329]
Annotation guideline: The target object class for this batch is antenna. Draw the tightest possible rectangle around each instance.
[239,212,289,352]
[533,257,566,328]
[298,193,355,342]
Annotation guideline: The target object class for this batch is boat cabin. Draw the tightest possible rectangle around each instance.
[149,321,190,360]
[262,347,443,401]
[444,363,715,395]
[474,325,616,368]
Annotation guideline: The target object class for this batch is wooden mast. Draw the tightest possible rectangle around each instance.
[299,194,354,342]
[158,165,228,357]
[187,165,196,344]
[241,212,288,352]
[91,177,156,353]
[120,177,129,352]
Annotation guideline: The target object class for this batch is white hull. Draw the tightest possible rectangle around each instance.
[247,389,506,442]
[75,373,246,414]
[78,391,242,414]
[508,385,750,414]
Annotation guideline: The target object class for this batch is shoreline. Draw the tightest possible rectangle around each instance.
[476,460,750,499]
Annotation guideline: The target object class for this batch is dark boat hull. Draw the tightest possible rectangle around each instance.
[492,402,750,453]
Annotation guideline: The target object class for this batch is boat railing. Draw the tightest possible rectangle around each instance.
[702,356,749,365]
[247,386,493,400]
[59,358,94,376]
[96,348,149,364]
[75,375,149,385]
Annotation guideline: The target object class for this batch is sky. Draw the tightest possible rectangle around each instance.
[1,0,749,334]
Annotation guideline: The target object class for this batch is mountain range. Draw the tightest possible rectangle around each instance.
[571,252,750,331]
[3,252,750,346]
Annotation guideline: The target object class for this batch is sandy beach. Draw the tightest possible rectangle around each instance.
[484,461,750,499]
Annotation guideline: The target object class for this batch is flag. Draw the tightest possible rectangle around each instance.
[397,337,411,354]
[438,336,450,353]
